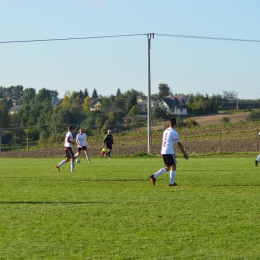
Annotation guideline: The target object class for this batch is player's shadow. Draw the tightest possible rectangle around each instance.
[0,201,112,205]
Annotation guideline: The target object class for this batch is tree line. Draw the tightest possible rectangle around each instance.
[0,84,259,145]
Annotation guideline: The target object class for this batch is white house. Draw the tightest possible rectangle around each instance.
[154,95,188,116]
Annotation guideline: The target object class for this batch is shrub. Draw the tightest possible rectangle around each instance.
[221,117,230,124]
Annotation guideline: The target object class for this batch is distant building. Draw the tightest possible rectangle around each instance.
[154,95,188,116]
[8,105,23,115]
[136,94,155,111]
[90,98,102,111]
[90,95,115,111]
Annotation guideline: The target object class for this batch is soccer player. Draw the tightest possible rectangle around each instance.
[55,125,75,173]
[74,128,91,163]
[149,117,188,186]
[103,129,114,159]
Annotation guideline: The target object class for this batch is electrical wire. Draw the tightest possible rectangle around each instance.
[155,33,260,43]
[1,33,260,44]
[0,33,147,44]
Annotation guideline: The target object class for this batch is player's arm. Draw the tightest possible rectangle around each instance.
[67,136,74,144]
[177,142,188,160]
[76,135,81,147]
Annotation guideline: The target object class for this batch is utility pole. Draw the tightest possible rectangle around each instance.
[236,92,238,109]
[147,33,154,154]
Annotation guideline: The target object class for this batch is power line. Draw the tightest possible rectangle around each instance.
[0,33,147,44]
[155,33,260,43]
[1,33,260,44]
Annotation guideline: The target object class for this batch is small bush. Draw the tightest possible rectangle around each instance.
[221,117,230,124]
[133,152,148,157]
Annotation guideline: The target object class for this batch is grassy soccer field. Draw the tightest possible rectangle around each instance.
[0,156,260,259]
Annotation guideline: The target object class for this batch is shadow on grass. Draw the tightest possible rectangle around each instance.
[0,201,112,204]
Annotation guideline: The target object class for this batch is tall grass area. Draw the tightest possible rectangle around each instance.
[1,157,260,259]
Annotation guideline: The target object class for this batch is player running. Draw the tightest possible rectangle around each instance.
[55,125,75,173]
[74,128,91,163]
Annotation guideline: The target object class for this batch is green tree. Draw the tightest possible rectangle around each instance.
[17,104,31,127]
[158,83,171,98]
[35,88,53,104]
[92,89,98,99]
[0,103,10,128]
[100,97,111,113]
[4,85,24,101]
[114,95,126,112]
[82,96,92,112]
[23,88,36,105]
[116,88,121,96]
[152,106,166,119]
[128,105,139,116]
[127,95,137,112]
[84,88,89,98]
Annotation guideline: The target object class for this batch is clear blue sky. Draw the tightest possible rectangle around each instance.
[1,0,260,100]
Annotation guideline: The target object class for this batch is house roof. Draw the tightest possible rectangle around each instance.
[9,105,23,112]
[90,98,101,107]
[154,96,187,109]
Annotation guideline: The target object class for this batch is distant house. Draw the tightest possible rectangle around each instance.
[154,95,188,116]
[90,98,102,111]
[90,95,115,112]
[8,105,23,115]
[136,94,147,102]
[136,94,155,111]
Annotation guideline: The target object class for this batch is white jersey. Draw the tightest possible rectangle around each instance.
[161,127,180,154]
[64,131,73,148]
[76,133,87,147]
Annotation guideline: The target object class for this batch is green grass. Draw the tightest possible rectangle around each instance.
[1,157,260,259]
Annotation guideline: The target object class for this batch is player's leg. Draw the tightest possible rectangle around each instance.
[106,146,112,158]
[169,155,177,186]
[68,149,75,172]
[55,153,69,171]
[85,150,91,163]
[149,155,169,185]
[74,148,81,158]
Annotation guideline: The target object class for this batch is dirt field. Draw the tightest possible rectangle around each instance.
[191,113,249,126]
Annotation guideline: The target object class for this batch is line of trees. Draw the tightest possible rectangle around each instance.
[1,85,259,146]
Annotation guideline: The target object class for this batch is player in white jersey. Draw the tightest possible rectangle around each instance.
[55,125,75,173]
[74,128,91,163]
[150,117,188,186]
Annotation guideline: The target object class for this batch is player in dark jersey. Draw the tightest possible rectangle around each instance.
[103,130,114,159]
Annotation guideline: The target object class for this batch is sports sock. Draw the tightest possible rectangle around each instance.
[257,155,260,161]
[71,162,74,171]
[74,153,78,158]
[170,170,176,184]
[58,160,66,167]
[154,168,166,178]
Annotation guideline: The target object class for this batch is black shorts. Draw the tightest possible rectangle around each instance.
[64,147,74,158]
[106,145,112,150]
[162,154,177,167]
[77,146,87,152]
